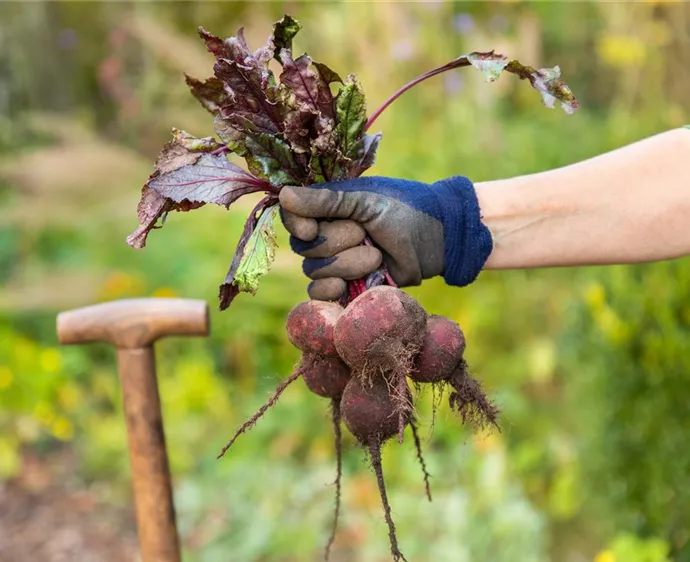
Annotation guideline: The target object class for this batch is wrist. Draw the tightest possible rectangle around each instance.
[474,170,581,269]
[432,176,493,286]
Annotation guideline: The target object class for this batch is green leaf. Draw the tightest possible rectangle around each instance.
[272,15,301,63]
[233,204,280,296]
[335,75,367,158]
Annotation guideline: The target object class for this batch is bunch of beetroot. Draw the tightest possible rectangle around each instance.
[218,286,498,561]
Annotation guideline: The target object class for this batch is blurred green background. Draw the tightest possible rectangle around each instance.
[1,1,689,561]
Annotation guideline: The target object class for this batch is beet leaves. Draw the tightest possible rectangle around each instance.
[127,14,577,311]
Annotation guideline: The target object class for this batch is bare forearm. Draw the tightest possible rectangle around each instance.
[476,128,690,269]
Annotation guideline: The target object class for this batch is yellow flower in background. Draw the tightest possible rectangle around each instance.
[0,366,13,389]
[597,34,647,68]
[51,416,75,441]
[58,383,82,411]
[585,282,606,312]
[151,286,178,298]
[39,348,61,374]
[101,271,145,299]
[594,550,615,562]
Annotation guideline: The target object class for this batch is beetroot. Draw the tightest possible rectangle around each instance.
[341,374,412,561]
[286,300,343,357]
[334,286,427,372]
[335,286,426,443]
[410,314,466,383]
[341,374,410,445]
[218,289,499,562]
[217,300,347,459]
[301,354,351,399]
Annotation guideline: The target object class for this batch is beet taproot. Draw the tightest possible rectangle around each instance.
[341,374,411,561]
[334,286,427,373]
[286,300,343,357]
[410,314,466,383]
[298,353,351,560]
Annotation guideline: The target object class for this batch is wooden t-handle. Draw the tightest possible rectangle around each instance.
[57,298,209,562]
[57,298,209,348]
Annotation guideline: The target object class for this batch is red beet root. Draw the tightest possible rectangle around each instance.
[286,300,343,357]
[341,374,411,561]
[410,314,466,383]
[341,374,411,445]
[334,286,427,373]
[301,354,352,399]
[336,286,426,444]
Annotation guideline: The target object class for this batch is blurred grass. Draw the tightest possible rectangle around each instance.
[1,2,689,561]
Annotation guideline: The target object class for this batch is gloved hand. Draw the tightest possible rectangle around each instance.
[279,175,493,301]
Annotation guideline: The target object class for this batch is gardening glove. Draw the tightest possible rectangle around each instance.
[279,175,493,301]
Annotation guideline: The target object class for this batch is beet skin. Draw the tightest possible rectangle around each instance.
[286,300,343,357]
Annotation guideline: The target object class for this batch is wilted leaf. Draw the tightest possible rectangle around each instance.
[279,51,335,118]
[529,65,578,114]
[272,15,301,63]
[126,186,205,249]
[502,59,579,115]
[218,197,276,310]
[214,59,285,134]
[313,61,343,85]
[126,131,270,249]
[283,110,316,154]
[467,51,508,82]
[244,133,306,186]
[171,128,223,152]
[312,115,337,154]
[198,26,259,68]
[349,132,382,178]
[185,75,228,114]
[335,75,367,158]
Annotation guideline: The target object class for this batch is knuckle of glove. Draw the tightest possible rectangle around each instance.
[290,220,365,258]
[308,278,347,301]
[302,246,382,280]
[280,207,318,241]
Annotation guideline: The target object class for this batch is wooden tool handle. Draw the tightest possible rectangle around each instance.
[118,347,181,562]
[57,298,209,349]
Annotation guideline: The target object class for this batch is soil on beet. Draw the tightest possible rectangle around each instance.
[334,286,427,373]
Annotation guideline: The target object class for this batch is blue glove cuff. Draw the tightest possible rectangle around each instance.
[432,176,494,287]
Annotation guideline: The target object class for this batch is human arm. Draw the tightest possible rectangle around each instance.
[280,128,690,299]
[478,127,690,269]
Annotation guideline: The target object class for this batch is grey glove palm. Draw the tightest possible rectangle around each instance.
[280,175,493,300]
